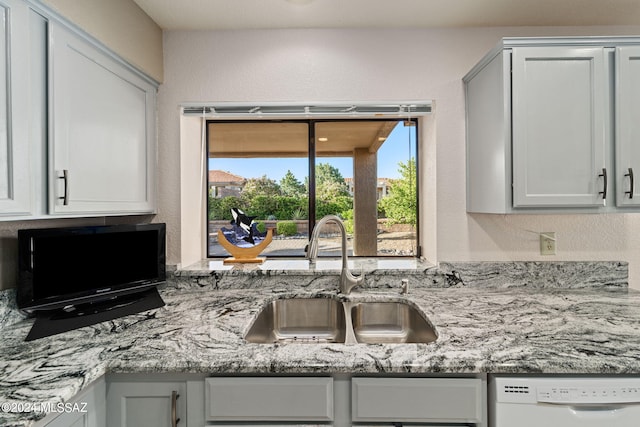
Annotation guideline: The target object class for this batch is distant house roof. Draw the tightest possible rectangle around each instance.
[208,170,246,184]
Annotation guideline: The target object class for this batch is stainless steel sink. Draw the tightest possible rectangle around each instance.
[244,298,346,343]
[351,302,438,344]
[245,297,437,344]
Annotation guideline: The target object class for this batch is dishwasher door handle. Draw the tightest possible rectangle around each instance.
[567,404,633,420]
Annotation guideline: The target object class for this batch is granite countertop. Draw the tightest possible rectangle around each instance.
[1,260,638,425]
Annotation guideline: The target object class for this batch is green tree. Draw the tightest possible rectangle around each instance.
[279,170,305,197]
[208,195,242,221]
[248,195,278,219]
[378,158,417,225]
[241,175,281,200]
[313,163,350,200]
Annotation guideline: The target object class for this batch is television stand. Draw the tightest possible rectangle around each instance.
[25,287,165,341]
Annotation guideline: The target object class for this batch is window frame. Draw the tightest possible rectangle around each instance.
[205,117,421,258]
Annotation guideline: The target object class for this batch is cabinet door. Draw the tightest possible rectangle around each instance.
[0,0,31,216]
[511,47,608,208]
[616,46,640,206]
[48,22,157,215]
[351,377,483,424]
[106,381,185,427]
[204,377,334,422]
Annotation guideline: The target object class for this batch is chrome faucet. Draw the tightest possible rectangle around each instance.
[306,215,364,295]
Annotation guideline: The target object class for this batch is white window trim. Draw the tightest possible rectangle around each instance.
[182,101,431,119]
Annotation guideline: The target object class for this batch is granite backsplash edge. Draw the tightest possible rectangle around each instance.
[438,261,628,289]
[0,261,628,328]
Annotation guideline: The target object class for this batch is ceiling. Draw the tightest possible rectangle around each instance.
[133,0,640,31]
[208,121,401,158]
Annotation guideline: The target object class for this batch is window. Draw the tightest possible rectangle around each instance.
[206,119,418,258]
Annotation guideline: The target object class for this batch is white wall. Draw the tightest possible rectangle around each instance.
[157,26,640,287]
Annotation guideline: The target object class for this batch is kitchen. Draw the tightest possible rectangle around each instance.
[2,0,640,426]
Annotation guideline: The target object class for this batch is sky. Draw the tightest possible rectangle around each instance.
[208,121,416,182]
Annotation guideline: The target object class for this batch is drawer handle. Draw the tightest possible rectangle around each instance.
[58,170,69,205]
[625,167,634,199]
[171,391,180,427]
[598,168,607,200]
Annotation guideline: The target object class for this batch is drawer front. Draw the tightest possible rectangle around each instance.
[205,377,333,422]
[352,377,482,423]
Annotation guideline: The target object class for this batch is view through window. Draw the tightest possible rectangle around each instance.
[207,119,418,258]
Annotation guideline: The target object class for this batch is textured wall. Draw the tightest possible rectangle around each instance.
[158,25,640,288]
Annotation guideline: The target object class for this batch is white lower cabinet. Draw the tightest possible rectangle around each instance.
[205,377,334,423]
[39,377,106,427]
[352,377,485,425]
[103,374,486,427]
[202,375,486,427]
[106,379,186,427]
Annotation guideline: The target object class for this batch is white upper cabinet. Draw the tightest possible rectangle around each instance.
[48,21,157,215]
[0,0,158,221]
[465,37,640,214]
[615,46,640,206]
[0,0,31,216]
[511,47,608,208]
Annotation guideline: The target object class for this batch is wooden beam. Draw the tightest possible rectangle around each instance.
[353,148,378,256]
[368,121,399,153]
[209,151,306,158]
[209,151,355,158]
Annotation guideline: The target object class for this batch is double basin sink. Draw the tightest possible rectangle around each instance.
[245,296,438,344]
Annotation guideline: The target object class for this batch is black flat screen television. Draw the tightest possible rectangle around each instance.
[17,223,166,314]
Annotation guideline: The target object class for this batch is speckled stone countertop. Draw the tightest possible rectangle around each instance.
[1,260,637,426]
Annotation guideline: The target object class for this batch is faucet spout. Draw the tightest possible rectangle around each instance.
[307,215,364,294]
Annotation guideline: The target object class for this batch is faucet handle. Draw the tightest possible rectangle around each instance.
[340,266,364,294]
[353,267,365,285]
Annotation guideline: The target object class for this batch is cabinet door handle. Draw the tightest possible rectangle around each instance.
[58,170,69,205]
[598,168,607,200]
[171,390,180,427]
[625,167,635,199]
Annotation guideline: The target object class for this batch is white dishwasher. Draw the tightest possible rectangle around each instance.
[493,377,640,426]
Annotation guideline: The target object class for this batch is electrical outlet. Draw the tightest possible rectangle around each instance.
[540,232,556,255]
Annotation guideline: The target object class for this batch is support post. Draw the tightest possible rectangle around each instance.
[353,148,377,256]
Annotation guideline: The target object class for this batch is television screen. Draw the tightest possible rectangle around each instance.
[17,223,166,313]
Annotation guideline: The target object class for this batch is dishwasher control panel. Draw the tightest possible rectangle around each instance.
[537,385,640,404]
[496,377,640,404]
